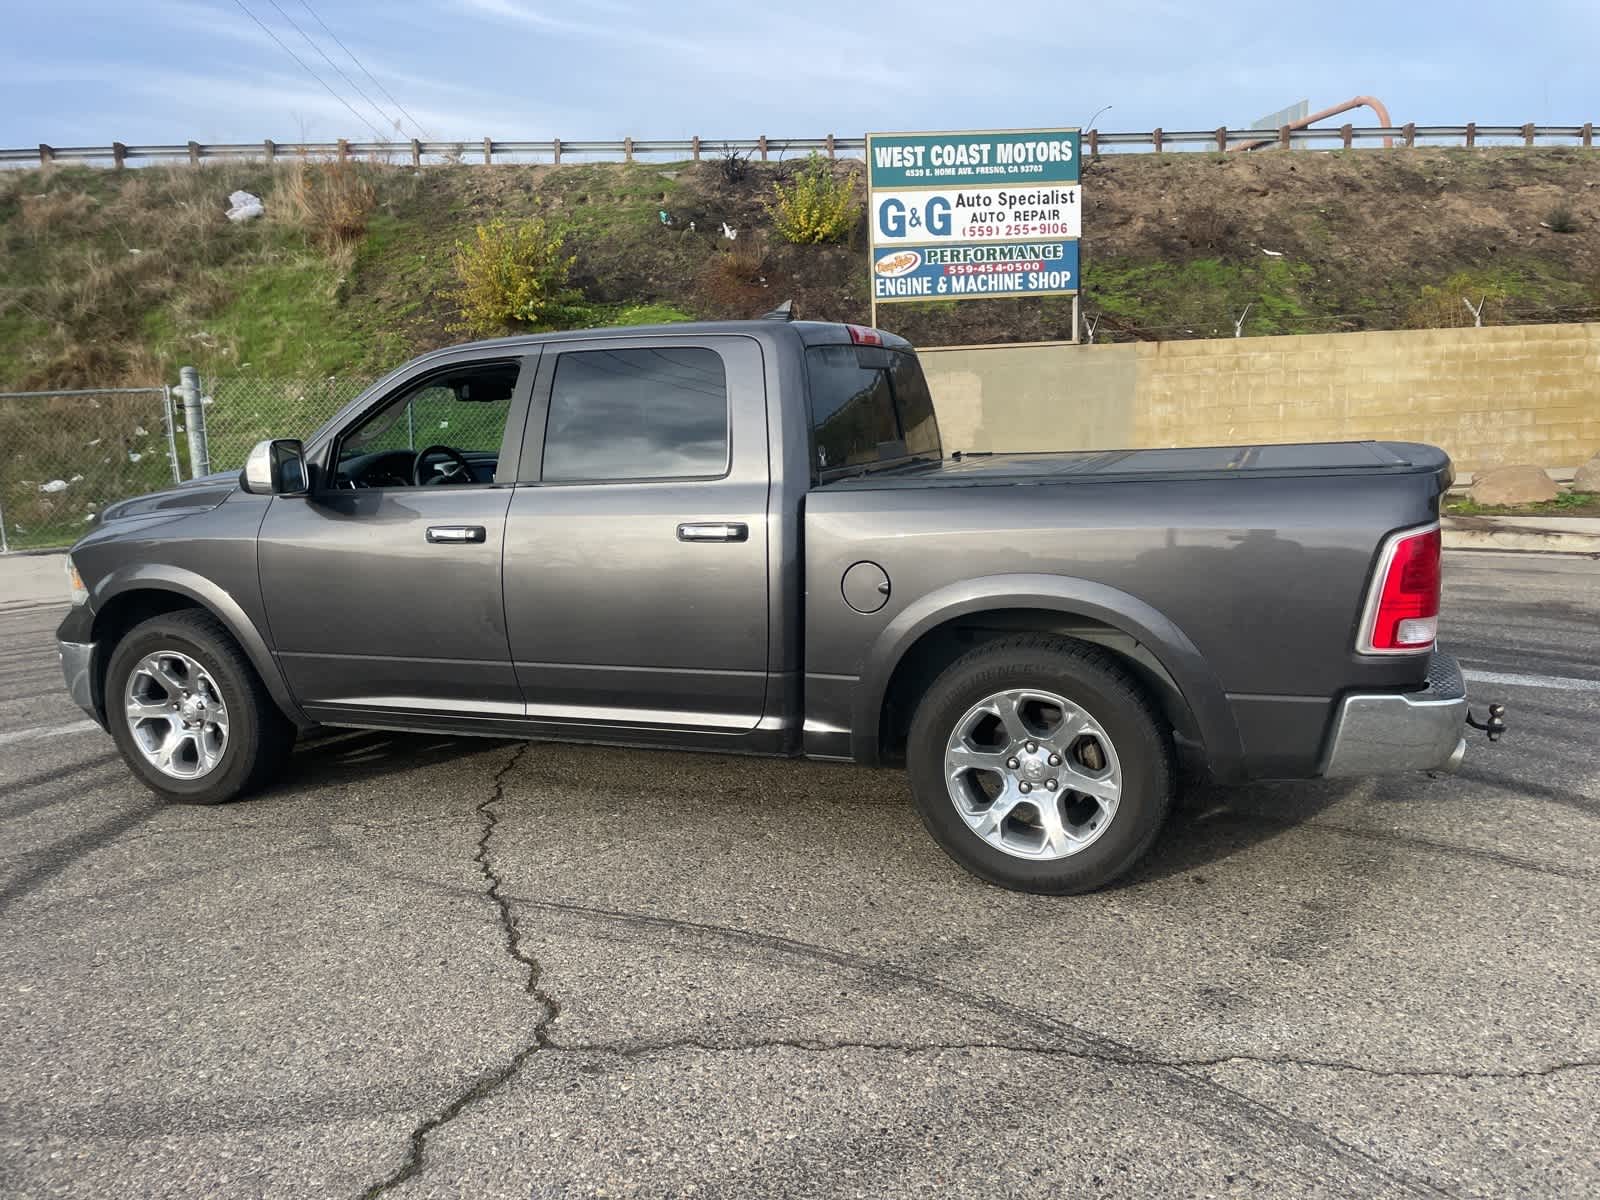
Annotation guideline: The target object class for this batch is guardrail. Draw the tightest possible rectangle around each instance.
[3,123,1595,168]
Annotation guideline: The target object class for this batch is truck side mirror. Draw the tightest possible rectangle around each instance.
[241,439,308,496]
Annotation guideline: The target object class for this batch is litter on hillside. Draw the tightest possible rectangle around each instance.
[226,190,265,222]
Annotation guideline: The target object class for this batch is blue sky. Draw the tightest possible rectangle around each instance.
[2,0,1596,147]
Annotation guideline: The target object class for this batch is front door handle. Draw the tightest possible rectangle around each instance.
[677,522,748,543]
[426,525,486,544]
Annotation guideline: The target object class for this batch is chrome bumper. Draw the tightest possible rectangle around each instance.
[1322,652,1469,776]
[58,639,101,725]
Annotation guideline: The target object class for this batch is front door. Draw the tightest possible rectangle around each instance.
[502,335,770,733]
[259,353,535,723]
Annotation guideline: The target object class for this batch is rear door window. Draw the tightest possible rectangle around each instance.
[541,347,729,482]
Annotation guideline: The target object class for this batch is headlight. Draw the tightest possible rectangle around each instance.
[65,556,89,606]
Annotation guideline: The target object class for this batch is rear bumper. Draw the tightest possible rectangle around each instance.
[1321,651,1468,776]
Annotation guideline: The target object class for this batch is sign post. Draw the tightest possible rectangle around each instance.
[866,127,1082,338]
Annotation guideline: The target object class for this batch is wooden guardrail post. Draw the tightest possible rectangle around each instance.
[1522,122,1535,147]
[690,135,700,162]
[552,137,562,165]
[262,138,276,162]
[483,137,492,164]
[825,133,835,159]
[1151,127,1163,153]
[1402,123,1415,148]
[1088,129,1099,159]
[1464,122,1476,148]
[38,143,54,167]
[336,138,349,161]
[1214,127,1227,152]
[1340,123,1353,149]
[758,135,768,161]
[188,140,201,165]
[410,138,420,167]
[1278,123,1291,150]
[1584,123,1594,149]
[624,136,634,163]
[112,141,128,169]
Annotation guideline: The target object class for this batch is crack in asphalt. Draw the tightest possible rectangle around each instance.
[356,743,554,1200]
[547,1035,1600,1083]
[498,898,1459,1197]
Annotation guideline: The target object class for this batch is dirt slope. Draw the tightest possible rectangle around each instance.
[1,147,1597,387]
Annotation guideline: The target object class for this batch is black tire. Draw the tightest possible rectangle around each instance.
[104,609,294,805]
[907,635,1174,894]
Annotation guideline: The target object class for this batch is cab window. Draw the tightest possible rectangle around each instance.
[805,345,942,476]
[335,362,519,488]
[540,347,729,482]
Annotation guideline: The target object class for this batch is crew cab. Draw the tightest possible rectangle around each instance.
[56,318,1492,893]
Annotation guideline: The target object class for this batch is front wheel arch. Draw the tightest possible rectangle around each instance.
[87,576,310,733]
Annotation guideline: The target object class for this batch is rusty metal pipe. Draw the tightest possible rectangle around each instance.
[1229,95,1394,151]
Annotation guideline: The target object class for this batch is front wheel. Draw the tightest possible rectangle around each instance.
[907,635,1174,894]
[105,610,294,804]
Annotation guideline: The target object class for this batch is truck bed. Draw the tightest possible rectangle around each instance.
[816,441,1452,491]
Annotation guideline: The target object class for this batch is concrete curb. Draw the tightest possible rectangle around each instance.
[1442,516,1600,556]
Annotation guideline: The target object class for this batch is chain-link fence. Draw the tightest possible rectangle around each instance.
[0,376,377,551]
[201,376,372,472]
[0,387,181,553]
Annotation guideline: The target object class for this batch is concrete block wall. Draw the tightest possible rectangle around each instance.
[919,323,1600,475]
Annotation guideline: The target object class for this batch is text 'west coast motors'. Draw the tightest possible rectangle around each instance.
[867,129,1082,306]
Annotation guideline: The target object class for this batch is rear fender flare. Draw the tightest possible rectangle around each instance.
[851,573,1243,776]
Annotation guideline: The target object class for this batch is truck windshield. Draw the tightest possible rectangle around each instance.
[805,345,941,476]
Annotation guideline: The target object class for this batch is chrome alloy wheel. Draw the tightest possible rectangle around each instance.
[123,651,230,780]
[943,688,1122,860]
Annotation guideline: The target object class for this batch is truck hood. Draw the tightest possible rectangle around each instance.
[97,470,239,524]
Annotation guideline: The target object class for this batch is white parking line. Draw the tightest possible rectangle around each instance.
[0,720,103,748]
[1463,668,1600,693]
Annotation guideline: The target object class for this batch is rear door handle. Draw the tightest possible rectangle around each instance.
[426,525,486,544]
[677,522,748,543]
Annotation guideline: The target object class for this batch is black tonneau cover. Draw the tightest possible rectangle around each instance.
[818,440,1452,490]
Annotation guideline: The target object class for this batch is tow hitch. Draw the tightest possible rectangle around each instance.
[1466,703,1507,742]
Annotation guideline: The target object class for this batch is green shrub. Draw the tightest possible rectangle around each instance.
[765,153,860,245]
[1545,205,1579,234]
[447,217,582,335]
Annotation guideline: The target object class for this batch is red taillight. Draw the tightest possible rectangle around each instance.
[846,324,883,346]
[1360,525,1441,653]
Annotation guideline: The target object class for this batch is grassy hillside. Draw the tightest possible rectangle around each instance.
[2,147,1599,390]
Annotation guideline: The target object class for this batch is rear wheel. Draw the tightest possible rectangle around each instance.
[105,610,293,804]
[907,635,1174,894]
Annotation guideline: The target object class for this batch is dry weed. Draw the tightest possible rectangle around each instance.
[277,157,376,247]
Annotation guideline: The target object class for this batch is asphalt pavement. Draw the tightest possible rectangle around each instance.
[1,551,1596,1199]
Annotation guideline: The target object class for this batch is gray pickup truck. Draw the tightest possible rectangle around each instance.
[56,317,1497,893]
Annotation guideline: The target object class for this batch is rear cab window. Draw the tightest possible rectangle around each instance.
[805,343,941,478]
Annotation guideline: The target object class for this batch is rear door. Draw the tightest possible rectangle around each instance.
[501,334,770,732]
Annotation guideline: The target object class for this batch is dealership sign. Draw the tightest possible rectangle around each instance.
[866,128,1082,305]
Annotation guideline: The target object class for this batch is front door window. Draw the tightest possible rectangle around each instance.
[335,362,520,488]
